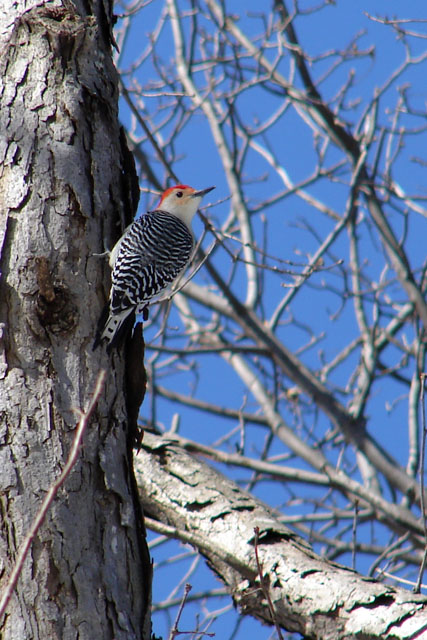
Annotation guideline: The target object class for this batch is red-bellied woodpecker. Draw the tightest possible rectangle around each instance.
[93,184,215,353]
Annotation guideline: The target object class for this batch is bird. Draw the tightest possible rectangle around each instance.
[93,184,215,353]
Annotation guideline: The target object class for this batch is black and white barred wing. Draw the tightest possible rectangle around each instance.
[93,211,194,352]
[110,211,194,314]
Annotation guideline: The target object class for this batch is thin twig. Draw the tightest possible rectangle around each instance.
[368,531,411,578]
[168,583,214,639]
[415,373,427,593]
[0,370,107,619]
[379,569,427,590]
[352,500,359,571]
[168,583,192,640]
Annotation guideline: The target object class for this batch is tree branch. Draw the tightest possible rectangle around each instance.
[136,433,427,639]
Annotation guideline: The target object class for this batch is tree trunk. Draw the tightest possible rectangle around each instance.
[0,2,150,638]
[137,433,427,640]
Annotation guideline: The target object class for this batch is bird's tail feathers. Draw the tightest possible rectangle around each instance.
[92,307,136,353]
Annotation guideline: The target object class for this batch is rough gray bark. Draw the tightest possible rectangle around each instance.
[0,2,150,638]
[137,433,427,640]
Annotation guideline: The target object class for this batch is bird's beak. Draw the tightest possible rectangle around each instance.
[192,186,215,198]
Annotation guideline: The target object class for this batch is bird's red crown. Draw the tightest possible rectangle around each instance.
[159,185,192,206]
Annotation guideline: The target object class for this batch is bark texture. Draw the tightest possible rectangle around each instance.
[136,433,427,640]
[0,2,150,638]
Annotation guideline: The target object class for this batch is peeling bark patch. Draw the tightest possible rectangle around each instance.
[185,499,213,511]
[212,505,255,522]
[211,509,231,522]
[35,257,77,334]
[169,470,199,486]
[231,505,255,513]
[46,554,61,598]
[300,568,321,579]
[36,257,55,302]
[21,5,87,70]
[248,529,293,545]
[351,593,396,610]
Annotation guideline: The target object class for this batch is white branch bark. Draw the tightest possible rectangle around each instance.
[137,433,427,640]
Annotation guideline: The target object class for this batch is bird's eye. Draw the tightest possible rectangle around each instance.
[176,191,183,198]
